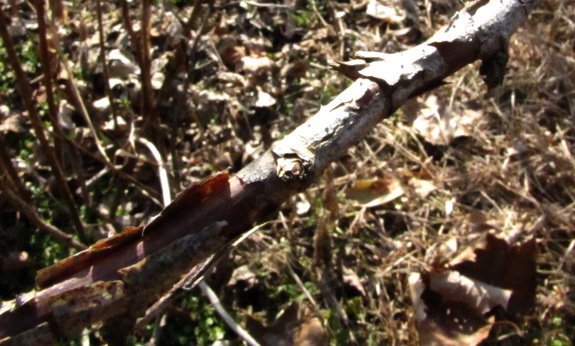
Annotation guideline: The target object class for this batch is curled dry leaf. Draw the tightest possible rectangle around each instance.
[450,234,537,315]
[345,174,436,208]
[345,177,404,208]
[410,234,537,345]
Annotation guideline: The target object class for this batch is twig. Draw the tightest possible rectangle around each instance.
[286,261,319,307]
[37,0,91,210]
[0,6,87,242]
[328,0,346,58]
[0,176,87,251]
[243,1,294,9]
[0,0,538,341]
[199,281,261,346]
[310,0,329,27]
[138,137,171,207]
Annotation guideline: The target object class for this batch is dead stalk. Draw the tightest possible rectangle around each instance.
[0,6,87,242]
[36,0,65,165]
[95,0,121,127]
[140,0,161,151]
[0,134,30,202]
[120,0,141,63]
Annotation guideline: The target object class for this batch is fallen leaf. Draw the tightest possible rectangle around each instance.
[410,234,537,345]
[410,273,494,346]
[227,265,258,289]
[343,266,366,297]
[240,55,273,75]
[366,0,407,23]
[246,302,328,346]
[409,177,437,198]
[221,46,246,70]
[450,234,537,315]
[0,106,25,134]
[413,95,483,146]
[345,177,404,208]
[255,87,276,108]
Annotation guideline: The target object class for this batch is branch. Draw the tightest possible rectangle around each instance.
[0,0,537,343]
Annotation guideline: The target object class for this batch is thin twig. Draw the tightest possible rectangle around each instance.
[243,1,294,9]
[0,177,87,251]
[199,281,261,346]
[119,0,141,63]
[138,137,171,207]
[310,0,329,27]
[37,1,91,210]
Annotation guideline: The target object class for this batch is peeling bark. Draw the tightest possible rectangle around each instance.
[0,0,537,343]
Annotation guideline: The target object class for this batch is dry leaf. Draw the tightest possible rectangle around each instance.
[413,95,483,146]
[221,46,246,70]
[408,177,437,198]
[345,177,404,208]
[343,266,366,297]
[228,265,257,287]
[240,55,273,74]
[246,302,328,346]
[0,106,25,134]
[255,87,276,108]
[450,234,537,315]
[410,234,537,345]
[366,0,407,23]
[409,273,493,346]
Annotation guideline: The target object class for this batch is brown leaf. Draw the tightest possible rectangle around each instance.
[246,302,328,346]
[409,272,494,346]
[450,234,537,315]
[410,235,537,345]
[413,95,483,146]
[0,107,25,134]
